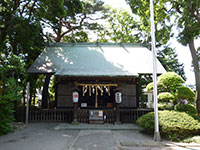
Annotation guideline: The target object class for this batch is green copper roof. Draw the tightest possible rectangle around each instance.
[27,43,166,76]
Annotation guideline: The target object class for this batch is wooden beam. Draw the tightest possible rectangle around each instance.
[75,82,118,87]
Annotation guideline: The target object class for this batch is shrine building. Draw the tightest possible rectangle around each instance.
[27,42,165,123]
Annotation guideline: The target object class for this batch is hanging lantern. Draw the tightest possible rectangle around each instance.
[72,91,79,103]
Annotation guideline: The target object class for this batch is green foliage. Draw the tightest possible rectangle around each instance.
[0,53,26,84]
[136,112,155,134]
[0,78,23,135]
[175,104,197,116]
[157,72,184,92]
[0,52,25,135]
[157,47,186,80]
[127,0,200,114]
[158,92,175,102]
[176,86,195,103]
[49,76,56,102]
[146,72,194,107]
[99,6,185,80]
[39,0,83,30]
[146,82,153,91]
[146,72,184,93]
[98,8,142,43]
[136,111,200,141]
[62,31,89,42]
[0,0,44,110]
[39,0,106,42]
[126,0,173,46]
[170,0,200,46]
[158,103,173,110]
[183,136,200,144]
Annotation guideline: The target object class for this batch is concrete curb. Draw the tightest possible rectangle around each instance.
[54,123,142,130]
[120,142,200,148]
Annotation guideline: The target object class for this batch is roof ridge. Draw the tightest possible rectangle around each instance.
[47,42,149,48]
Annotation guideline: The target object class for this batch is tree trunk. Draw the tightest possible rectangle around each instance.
[22,85,26,108]
[33,93,36,106]
[42,74,51,108]
[188,40,200,116]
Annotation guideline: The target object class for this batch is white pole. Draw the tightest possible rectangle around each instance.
[150,0,161,141]
[26,82,30,125]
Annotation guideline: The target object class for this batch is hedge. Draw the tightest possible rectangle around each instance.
[136,110,200,141]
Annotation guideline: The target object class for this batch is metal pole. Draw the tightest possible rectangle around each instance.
[150,0,161,141]
[25,82,30,125]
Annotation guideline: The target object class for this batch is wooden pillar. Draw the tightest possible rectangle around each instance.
[95,86,98,108]
[115,103,121,124]
[95,94,98,108]
[136,78,140,108]
[73,103,78,122]
[54,78,58,108]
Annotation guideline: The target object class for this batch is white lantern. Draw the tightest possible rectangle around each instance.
[72,91,79,103]
[115,92,122,103]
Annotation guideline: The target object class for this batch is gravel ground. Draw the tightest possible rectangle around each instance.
[0,123,200,150]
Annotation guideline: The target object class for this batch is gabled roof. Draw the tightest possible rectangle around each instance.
[27,43,166,77]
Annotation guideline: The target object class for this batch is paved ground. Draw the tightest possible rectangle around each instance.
[0,123,200,150]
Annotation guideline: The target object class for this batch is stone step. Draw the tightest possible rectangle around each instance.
[54,123,142,130]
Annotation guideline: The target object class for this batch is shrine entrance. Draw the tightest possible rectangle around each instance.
[75,83,118,109]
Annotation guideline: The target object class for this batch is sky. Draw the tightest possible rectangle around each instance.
[102,0,196,86]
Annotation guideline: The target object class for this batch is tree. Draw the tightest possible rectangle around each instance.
[126,0,173,47]
[1,0,108,108]
[98,8,144,43]
[157,46,186,80]
[169,0,200,115]
[0,52,25,134]
[146,72,195,105]
[62,31,89,42]
[0,0,45,105]
[38,0,107,108]
[126,0,200,115]
[98,8,185,84]
[0,1,45,133]
[39,0,106,42]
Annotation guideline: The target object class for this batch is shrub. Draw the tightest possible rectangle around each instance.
[158,92,175,102]
[136,112,155,134]
[183,136,200,144]
[146,82,153,91]
[175,104,197,115]
[176,86,195,103]
[158,103,173,110]
[174,104,200,121]
[136,110,200,141]
[0,78,22,135]
[157,72,184,91]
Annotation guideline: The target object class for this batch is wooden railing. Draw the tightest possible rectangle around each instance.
[120,109,151,123]
[14,108,152,123]
[29,109,73,123]
[14,108,73,123]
